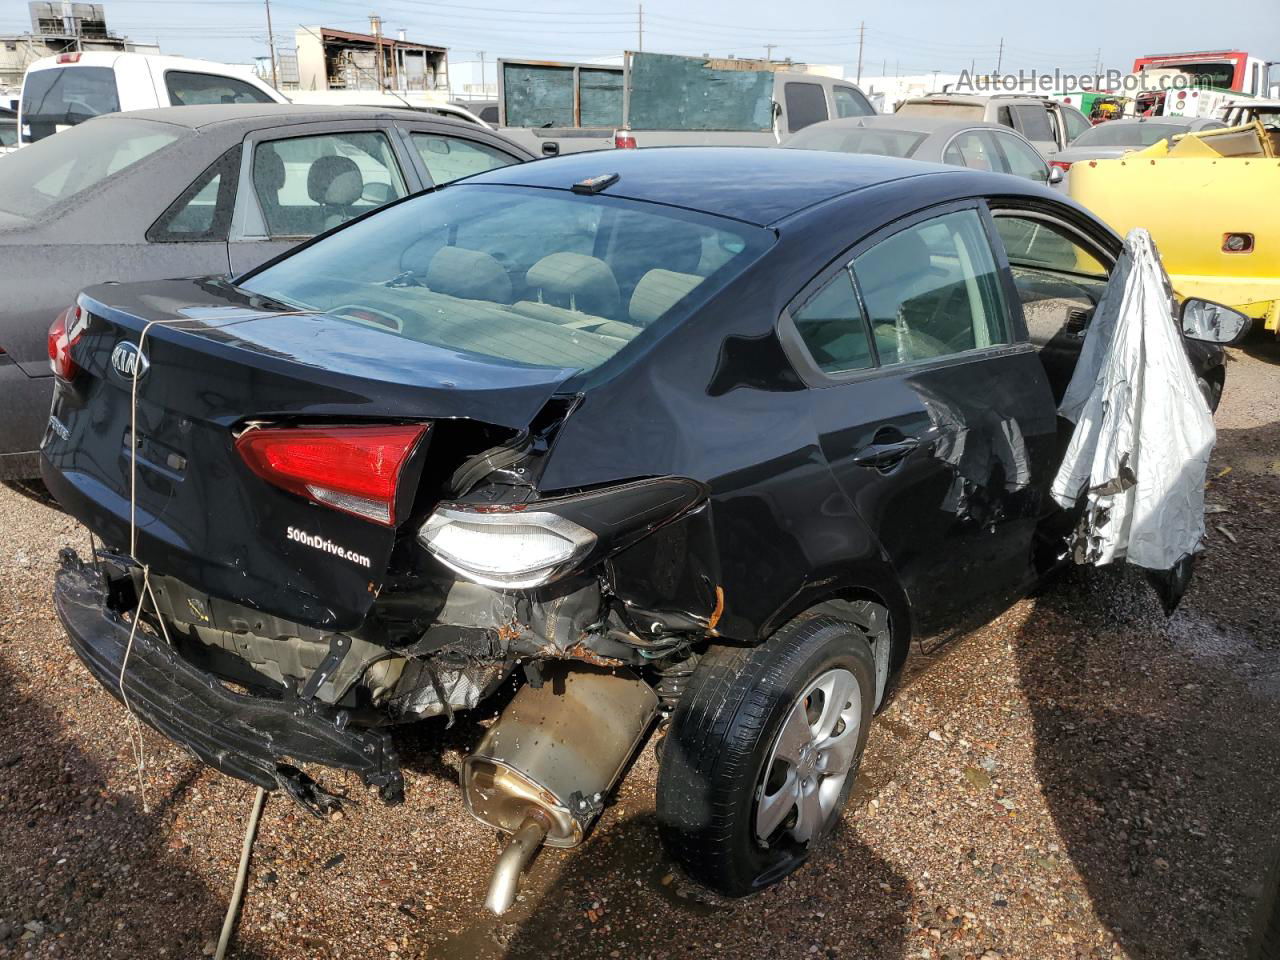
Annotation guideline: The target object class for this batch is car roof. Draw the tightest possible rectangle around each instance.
[462,147,968,226]
[95,102,480,131]
[794,116,1017,137]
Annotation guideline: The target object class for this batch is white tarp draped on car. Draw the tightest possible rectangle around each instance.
[1050,228,1216,572]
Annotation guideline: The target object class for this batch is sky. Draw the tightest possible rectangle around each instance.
[3,0,1278,83]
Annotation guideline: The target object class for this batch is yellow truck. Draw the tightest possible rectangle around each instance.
[1069,121,1280,336]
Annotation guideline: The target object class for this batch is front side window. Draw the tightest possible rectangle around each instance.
[409,132,517,185]
[791,271,873,374]
[785,82,829,133]
[990,132,1049,182]
[833,86,874,118]
[1063,106,1091,142]
[251,131,407,238]
[851,210,1008,365]
[0,117,179,219]
[240,185,771,374]
[992,214,1110,348]
[20,66,119,142]
[165,71,275,106]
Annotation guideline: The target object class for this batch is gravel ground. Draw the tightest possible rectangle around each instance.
[1,338,1278,960]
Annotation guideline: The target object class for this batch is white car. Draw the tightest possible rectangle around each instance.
[17,51,284,147]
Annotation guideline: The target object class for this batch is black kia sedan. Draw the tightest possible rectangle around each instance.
[42,148,1228,909]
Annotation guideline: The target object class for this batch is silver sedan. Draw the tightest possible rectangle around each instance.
[783,115,1056,185]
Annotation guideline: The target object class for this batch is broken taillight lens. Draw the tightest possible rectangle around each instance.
[235,423,429,526]
[48,304,84,380]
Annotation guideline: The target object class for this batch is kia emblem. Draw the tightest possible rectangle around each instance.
[110,341,149,381]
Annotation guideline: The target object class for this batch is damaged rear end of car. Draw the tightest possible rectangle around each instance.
[42,176,774,911]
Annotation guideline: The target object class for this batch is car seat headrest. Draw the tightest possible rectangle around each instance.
[526,252,620,318]
[629,269,703,325]
[307,155,363,207]
[426,247,513,303]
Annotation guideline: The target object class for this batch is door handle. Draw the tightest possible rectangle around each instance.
[852,437,920,469]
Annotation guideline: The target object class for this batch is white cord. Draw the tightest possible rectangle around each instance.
[215,787,268,960]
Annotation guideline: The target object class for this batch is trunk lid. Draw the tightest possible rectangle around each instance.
[43,278,577,631]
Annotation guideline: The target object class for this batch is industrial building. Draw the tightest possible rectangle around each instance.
[1,2,158,88]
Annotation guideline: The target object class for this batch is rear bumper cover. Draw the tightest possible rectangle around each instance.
[53,549,404,802]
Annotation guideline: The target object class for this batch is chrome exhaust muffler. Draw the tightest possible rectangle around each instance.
[463,663,658,914]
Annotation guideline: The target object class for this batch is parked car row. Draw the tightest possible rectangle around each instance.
[40,145,1240,915]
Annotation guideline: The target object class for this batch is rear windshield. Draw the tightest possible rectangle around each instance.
[1071,122,1190,147]
[787,126,926,158]
[240,184,772,374]
[896,101,983,120]
[0,118,180,219]
[20,66,120,143]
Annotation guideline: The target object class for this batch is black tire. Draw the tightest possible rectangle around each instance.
[655,616,875,896]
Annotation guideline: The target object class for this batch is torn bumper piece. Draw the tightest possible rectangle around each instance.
[53,550,404,804]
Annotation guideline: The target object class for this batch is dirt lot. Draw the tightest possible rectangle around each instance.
[1,338,1278,960]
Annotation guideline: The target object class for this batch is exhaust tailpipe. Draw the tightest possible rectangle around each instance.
[463,663,658,914]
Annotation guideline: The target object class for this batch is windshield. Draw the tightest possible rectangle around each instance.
[1072,122,1190,147]
[787,126,926,157]
[20,66,120,143]
[0,117,181,219]
[240,184,772,374]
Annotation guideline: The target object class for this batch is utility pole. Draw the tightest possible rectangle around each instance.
[765,43,776,63]
[263,0,278,88]
[856,21,864,86]
[637,3,643,52]
[995,37,1003,75]
[478,50,486,94]
[1093,47,1102,76]
[370,13,384,91]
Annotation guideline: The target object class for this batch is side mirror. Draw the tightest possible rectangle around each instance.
[1047,166,1065,185]
[1180,298,1251,345]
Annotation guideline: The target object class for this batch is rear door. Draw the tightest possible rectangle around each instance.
[783,202,1059,637]
[227,120,422,274]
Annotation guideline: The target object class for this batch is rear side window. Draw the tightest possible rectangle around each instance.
[785,82,829,133]
[148,146,241,242]
[791,272,874,374]
[833,86,874,118]
[1011,104,1053,143]
[851,209,1008,365]
[165,71,275,106]
[20,66,119,143]
[0,120,16,147]
[0,117,179,219]
[409,132,517,185]
[251,131,408,238]
[943,131,997,171]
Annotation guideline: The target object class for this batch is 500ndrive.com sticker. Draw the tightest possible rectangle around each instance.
[286,526,372,568]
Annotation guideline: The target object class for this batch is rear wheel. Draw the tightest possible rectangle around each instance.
[655,616,875,896]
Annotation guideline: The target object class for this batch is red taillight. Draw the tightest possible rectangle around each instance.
[56,52,82,64]
[48,305,84,380]
[1050,160,1073,171]
[235,423,429,526]
[613,130,637,149]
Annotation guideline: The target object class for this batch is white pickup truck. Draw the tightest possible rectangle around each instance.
[17,51,284,146]
[496,52,875,156]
